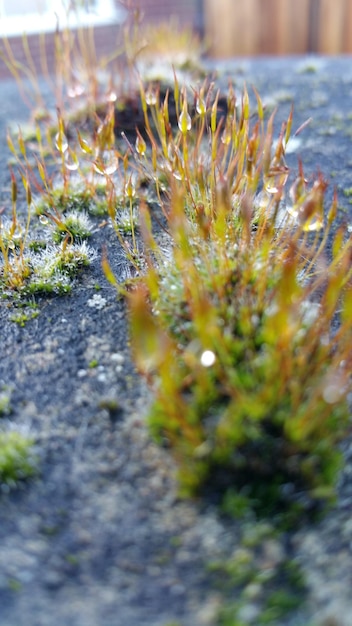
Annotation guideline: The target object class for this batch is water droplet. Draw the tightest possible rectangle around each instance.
[65,151,79,171]
[264,168,289,194]
[287,205,323,231]
[178,110,192,134]
[93,152,119,176]
[125,179,136,199]
[39,215,49,225]
[136,134,146,156]
[105,159,119,176]
[145,87,157,106]
[67,83,85,98]
[196,97,206,116]
[200,350,216,367]
[12,229,22,241]
[286,205,299,219]
[106,91,117,103]
[55,132,68,154]
[93,161,105,176]
[301,216,323,232]
[221,128,231,145]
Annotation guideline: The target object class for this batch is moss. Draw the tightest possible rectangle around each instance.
[51,214,93,243]
[0,390,12,417]
[36,188,94,215]
[0,431,38,487]
[28,240,48,252]
[10,309,40,326]
[98,398,120,412]
[7,578,22,592]
[212,553,307,625]
[2,11,352,541]
[125,79,352,529]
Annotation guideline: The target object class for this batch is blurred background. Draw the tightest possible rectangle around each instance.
[204,0,352,56]
[0,0,352,80]
[127,0,352,56]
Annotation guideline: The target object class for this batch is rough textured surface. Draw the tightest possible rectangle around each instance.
[1,57,352,625]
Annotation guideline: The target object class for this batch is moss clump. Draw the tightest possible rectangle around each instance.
[127,82,352,526]
[0,431,37,487]
[0,390,12,417]
[2,11,352,530]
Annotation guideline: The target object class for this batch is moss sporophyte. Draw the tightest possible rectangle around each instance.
[0,10,352,531]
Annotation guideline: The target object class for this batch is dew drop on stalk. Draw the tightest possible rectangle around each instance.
[264,169,289,195]
[67,83,85,98]
[286,205,299,219]
[172,170,182,181]
[106,91,117,103]
[39,215,49,225]
[178,110,192,134]
[104,157,119,176]
[221,128,231,145]
[145,87,157,106]
[12,229,22,241]
[93,161,105,176]
[94,153,119,176]
[265,180,279,194]
[65,151,79,171]
[196,97,206,116]
[55,132,68,154]
[135,134,146,156]
[125,179,136,199]
[264,153,289,194]
[200,350,216,367]
[301,216,323,232]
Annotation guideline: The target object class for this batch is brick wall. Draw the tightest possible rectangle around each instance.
[128,0,200,26]
[0,23,127,81]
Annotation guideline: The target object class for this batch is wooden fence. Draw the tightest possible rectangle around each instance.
[204,0,352,56]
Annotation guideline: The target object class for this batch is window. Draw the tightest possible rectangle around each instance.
[0,0,125,36]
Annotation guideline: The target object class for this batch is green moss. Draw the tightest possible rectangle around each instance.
[98,398,120,413]
[297,63,318,74]
[10,309,40,326]
[28,240,48,252]
[52,211,93,243]
[0,431,38,487]
[7,578,22,592]
[26,279,72,296]
[0,390,11,417]
[213,553,307,626]
[36,188,94,215]
[65,553,80,566]
[125,80,352,529]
